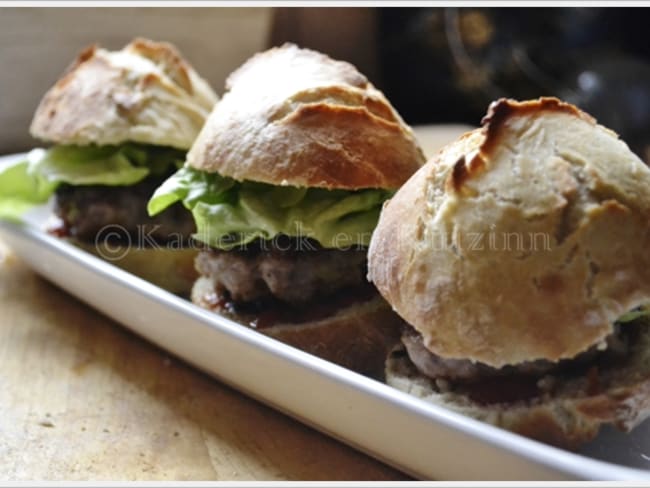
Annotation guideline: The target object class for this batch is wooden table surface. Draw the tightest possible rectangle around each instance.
[0,125,471,481]
[0,246,410,480]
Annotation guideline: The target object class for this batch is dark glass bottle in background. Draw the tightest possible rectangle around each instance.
[379,7,650,163]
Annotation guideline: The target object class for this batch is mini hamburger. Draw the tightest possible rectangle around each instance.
[368,97,650,448]
[0,39,218,293]
[148,44,425,376]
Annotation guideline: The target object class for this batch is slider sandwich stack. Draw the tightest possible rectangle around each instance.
[369,97,650,448]
[0,39,218,294]
[149,43,426,376]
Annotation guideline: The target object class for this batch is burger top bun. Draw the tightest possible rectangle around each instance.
[30,38,218,150]
[187,43,425,190]
[368,97,650,368]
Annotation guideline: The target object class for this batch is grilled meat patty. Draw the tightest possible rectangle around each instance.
[402,325,629,384]
[195,238,368,305]
[54,176,195,243]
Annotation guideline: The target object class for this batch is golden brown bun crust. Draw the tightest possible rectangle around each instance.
[30,38,218,149]
[386,324,650,450]
[73,239,197,296]
[192,276,403,378]
[369,97,650,367]
[187,43,425,190]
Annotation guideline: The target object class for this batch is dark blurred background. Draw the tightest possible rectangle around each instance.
[273,7,650,163]
[3,7,650,162]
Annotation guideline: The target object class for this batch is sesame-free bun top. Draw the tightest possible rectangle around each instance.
[186,43,425,190]
[368,97,650,368]
[30,38,219,150]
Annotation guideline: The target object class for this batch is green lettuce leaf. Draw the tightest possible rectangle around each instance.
[30,144,184,186]
[148,166,392,250]
[32,145,149,186]
[0,150,58,221]
[0,144,184,220]
[617,305,650,324]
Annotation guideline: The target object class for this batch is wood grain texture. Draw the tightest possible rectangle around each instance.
[0,243,407,481]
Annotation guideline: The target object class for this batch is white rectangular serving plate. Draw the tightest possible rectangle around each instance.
[2,153,650,481]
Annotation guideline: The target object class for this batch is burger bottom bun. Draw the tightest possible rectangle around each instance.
[386,322,650,450]
[72,239,198,296]
[192,276,403,379]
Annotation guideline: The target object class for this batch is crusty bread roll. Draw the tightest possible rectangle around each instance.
[30,38,218,150]
[192,276,403,378]
[386,321,650,450]
[187,43,425,189]
[369,97,650,368]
